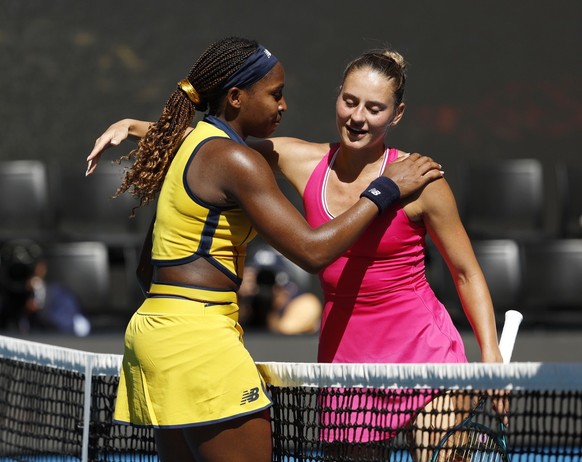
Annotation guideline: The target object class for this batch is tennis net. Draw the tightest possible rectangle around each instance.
[1,334,581,461]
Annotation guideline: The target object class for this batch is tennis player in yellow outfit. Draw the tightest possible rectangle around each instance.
[114,119,270,429]
[87,37,443,462]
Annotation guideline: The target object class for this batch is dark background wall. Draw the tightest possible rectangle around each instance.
[2,0,580,176]
[1,1,581,331]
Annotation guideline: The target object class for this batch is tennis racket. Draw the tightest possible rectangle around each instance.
[430,310,524,462]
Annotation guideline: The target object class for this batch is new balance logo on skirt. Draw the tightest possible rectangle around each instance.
[240,387,260,405]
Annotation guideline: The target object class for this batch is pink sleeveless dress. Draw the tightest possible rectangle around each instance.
[304,145,468,442]
[305,145,467,365]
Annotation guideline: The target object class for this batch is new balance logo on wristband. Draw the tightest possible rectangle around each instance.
[240,387,260,405]
[360,177,400,213]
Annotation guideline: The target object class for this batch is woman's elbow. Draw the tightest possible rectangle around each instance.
[295,250,335,274]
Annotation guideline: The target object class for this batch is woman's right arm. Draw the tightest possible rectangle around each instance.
[218,142,442,273]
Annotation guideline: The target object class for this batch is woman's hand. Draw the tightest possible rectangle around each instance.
[85,119,133,176]
[383,153,443,198]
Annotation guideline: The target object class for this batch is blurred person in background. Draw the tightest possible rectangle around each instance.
[0,239,91,337]
[239,241,322,334]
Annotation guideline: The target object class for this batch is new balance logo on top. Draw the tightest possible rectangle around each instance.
[240,387,260,405]
[368,188,381,196]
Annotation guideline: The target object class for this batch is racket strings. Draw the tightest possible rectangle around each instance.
[438,426,506,462]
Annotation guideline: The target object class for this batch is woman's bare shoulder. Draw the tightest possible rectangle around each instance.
[270,137,332,160]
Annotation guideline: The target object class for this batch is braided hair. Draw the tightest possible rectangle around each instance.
[115,37,260,211]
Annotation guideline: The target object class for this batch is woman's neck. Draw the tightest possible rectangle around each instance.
[333,143,387,183]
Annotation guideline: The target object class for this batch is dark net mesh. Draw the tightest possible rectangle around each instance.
[1,336,581,461]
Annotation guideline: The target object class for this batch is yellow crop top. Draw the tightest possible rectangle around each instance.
[152,116,257,286]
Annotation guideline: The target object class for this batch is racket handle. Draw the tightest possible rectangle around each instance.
[498,310,523,363]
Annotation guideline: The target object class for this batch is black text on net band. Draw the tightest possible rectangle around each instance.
[1,335,582,462]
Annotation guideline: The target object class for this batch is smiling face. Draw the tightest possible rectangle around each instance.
[238,62,287,139]
[336,66,405,151]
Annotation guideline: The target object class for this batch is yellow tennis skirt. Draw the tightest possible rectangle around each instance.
[113,283,272,428]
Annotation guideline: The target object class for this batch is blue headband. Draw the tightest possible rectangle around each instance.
[221,45,279,91]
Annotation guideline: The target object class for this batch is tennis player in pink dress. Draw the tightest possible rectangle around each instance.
[307,146,467,366]
[305,145,467,443]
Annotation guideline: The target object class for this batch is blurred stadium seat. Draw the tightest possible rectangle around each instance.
[522,239,582,326]
[0,160,55,244]
[426,239,523,329]
[459,158,546,241]
[52,160,154,249]
[43,241,110,317]
[556,160,582,238]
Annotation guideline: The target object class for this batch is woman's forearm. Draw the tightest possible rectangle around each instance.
[123,118,152,139]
